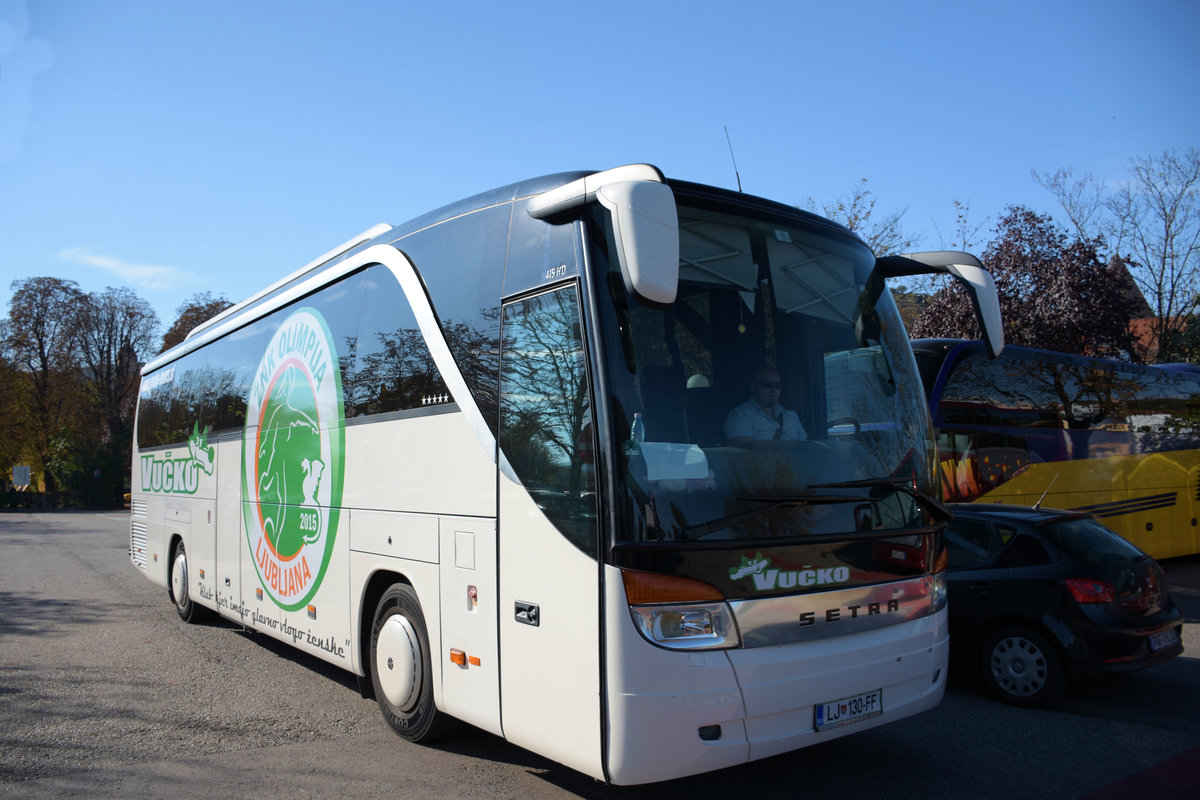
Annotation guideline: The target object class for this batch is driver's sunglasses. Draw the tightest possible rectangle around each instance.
[756,381,782,389]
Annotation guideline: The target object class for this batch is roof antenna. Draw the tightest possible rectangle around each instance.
[724,126,743,192]
[1033,473,1060,509]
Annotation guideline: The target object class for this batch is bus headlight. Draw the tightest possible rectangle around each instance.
[629,602,740,650]
[931,571,947,613]
[621,569,740,650]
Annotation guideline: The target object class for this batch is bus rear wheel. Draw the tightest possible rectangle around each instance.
[370,583,455,742]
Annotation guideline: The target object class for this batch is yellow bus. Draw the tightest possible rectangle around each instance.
[913,339,1200,560]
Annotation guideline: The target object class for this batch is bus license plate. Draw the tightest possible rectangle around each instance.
[815,689,883,732]
[1149,627,1179,652]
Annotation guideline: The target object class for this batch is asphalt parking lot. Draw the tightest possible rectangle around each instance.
[1,511,1198,799]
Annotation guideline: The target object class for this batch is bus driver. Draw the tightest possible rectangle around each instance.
[723,366,807,446]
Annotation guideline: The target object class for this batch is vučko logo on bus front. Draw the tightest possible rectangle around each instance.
[241,307,345,612]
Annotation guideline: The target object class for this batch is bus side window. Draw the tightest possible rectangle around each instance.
[399,206,509,434]
[351,264,447,417]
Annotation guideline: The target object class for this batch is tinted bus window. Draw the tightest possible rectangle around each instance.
[395,205,509,435]
[349,264,448,416]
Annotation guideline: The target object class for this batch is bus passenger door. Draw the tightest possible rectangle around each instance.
[497,286,604,781]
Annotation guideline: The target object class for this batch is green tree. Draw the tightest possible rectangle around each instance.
[0,333,28,487]
[4,277,87,493]
[161,291,233,353]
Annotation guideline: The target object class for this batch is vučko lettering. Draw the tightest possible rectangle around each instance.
[753,566,851,591]
[140,454,201,495]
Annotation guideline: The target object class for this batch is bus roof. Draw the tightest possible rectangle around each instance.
[154,166,862,374]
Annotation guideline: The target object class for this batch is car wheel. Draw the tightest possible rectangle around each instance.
[980,625,1064,707]
[169,540,208,623]
[370,583,456,742]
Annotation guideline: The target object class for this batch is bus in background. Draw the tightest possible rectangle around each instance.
[913,339,1200,560]
[130,164,1003,785]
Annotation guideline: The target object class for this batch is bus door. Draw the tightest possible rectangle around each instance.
[496,285,605,780]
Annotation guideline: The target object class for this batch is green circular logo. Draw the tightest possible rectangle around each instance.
[243,307,344,610]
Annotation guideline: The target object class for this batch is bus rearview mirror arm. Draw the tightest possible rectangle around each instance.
[876,251,1005,358]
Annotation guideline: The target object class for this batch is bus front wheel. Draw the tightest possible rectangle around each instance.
[169,540,207,623]
[370,583,454,742]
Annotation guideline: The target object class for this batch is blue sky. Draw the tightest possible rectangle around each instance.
[2,0,1197,332]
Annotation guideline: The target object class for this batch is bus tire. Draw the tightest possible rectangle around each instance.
[370,583,455,742]
[169,540,208,624]
[979,625,1064,707]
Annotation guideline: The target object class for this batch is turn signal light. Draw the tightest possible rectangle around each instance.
[933,546,949,573]
[622,570,724,604]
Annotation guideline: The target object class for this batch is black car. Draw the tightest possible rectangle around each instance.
[944,503,1184,707]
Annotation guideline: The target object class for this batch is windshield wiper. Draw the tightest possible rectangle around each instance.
[678,492,868,540]
[811,477,950,522]
[676,479,948,541]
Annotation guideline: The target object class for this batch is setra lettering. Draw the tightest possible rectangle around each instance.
[799,597,903,627]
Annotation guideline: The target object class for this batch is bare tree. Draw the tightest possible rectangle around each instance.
[931,198,991,253]
[805,179,919,255]
[1034,149,1200,362]
[1109,148,1200,362]
[76,287,160,445]
[1031,166,1108,242]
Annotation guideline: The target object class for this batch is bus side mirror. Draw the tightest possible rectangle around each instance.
[526,165,679,306]
[876,250,1005,358]
[596,181,679,306]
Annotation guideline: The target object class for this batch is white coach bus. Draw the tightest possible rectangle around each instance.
[130,164,1003,784]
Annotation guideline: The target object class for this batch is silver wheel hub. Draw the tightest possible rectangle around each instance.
[171,551,188,609]
[376,615,421,711]
[991,635,1048,697]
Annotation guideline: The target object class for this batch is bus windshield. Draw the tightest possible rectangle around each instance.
[593,198,937,544]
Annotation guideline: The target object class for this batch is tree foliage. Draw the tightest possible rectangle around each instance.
[5,277,87,492]
[2,277,161,501]
[911,207,1143,358]
[161,291,233,353]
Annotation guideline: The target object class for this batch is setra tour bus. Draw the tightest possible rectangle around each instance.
[913,338,1200,561]
[130,164,1003,784]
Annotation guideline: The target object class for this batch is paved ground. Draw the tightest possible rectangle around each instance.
[2,511,1198,799]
